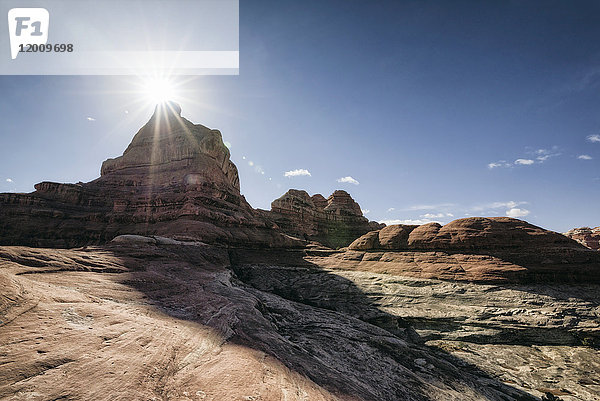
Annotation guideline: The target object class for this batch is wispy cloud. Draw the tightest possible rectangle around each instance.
[506,208,530,218]
[404,203,455,211]
[337,176,359,185]
[379,218,439,226]
[420,212,454,218]
[361,209,370,215]
[86,117,96,121]
[587,134,600,143]
[285,169,311,177]
[532,147,561,162]
[488,161,511,169]
[6,178,13,183]
[471,201,527,212]
[578,154,593,160]
[489,147,560,169]
[387,207,395,212]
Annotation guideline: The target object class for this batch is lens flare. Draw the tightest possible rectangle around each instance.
[142,78,177,104]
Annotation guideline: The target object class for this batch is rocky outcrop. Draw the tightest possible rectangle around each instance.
[351,217,577,252]
[267,189,384,248]
[232,249,600,400]
[343,218,600,283]
[0,104,300,248]
[1,243,544,401]
[565,226,600,250]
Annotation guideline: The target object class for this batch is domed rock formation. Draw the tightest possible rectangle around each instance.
[343,217,600,283]
[267,189,384,248]
[565,226,600,250]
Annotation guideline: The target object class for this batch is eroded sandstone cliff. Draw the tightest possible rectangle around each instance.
[340,218,600,283]
[265,189,384,248]
[0,104,374,249]
[565,226,600,250]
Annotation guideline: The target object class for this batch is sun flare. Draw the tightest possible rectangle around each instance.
[142,78,177,104]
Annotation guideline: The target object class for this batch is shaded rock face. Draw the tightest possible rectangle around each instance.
[0,104,298,248]
[0,244,541,401]
[345,217,600,283]
[231,249,600,400]
[565,226,600,250]
[99,102,240,191]
[268,189,384,248]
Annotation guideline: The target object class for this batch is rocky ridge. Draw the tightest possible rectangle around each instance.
[0,104,373,249]
[338,218,600,283]
[265,189,384,248]
[565,226,600,250]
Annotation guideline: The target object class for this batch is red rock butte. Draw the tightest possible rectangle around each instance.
[0,103,379,249]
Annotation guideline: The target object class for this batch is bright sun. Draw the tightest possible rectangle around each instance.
[142,78,177,104]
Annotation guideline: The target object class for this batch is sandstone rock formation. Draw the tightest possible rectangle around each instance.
[0,104,299,248]
[266,189,384,248]
[0,243,542,401]
[0,104,380,250]
[232,249,600,400]
[343,218,600,283]
[565,226,600,250]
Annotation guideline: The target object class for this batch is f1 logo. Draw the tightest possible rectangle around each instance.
[8,8,49,60]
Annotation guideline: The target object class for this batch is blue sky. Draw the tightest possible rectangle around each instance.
[2,1,600,232]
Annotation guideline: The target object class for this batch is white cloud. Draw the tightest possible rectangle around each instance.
[488,161,511,169]
[337,176,359,185]
[124,110,129,114]
[489,148,560,169]
[506,208,530,218]
[361,209,370,215]
[421,213,445,218]
[405,203,455,211]
[379,219,439,226]
[387,207,395,212]
[284,169,311,177]
[86,117,96,121]
[587,135,600,143]
[578,154,593,160]
[533,147,561,162]
[471,201,527,212]
[446,213,454,217]
[6,178,13,183]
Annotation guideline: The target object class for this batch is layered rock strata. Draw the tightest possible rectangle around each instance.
[0,243,541,401]
[565,226,600,250]
[0,104,292,248]
[266,189,384,248]
[341,217,600,283]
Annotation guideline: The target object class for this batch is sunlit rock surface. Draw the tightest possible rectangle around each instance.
[565,226,600,250]
[343,218,600,283]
